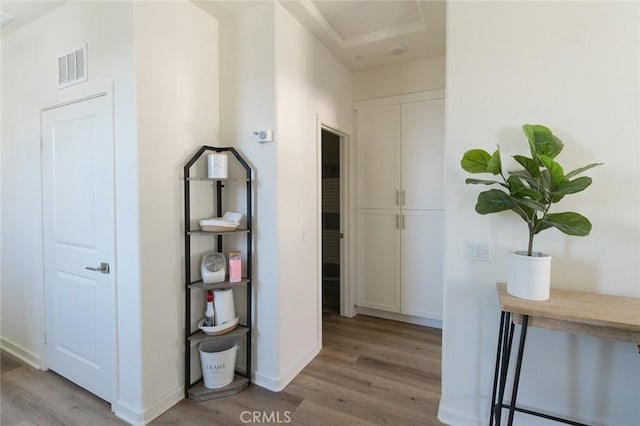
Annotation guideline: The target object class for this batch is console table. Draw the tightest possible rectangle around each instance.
[490,283,640,426]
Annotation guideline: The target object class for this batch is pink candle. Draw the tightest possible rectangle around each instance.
[229,251,242,282]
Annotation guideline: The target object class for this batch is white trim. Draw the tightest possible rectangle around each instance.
[254,342,321,392]
[437,403,486,426]
[143,385,184,425]
[353,89,445,109]
[113,400,144,426]
[0,337,43,370]
[354,307,442,329]
[316,118,354,319]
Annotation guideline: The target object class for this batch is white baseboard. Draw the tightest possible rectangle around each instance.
[253,342,322,392]
[112,385,184,426]
[0,336,42,369]
[437,403,486,426]
[355,307,443,329]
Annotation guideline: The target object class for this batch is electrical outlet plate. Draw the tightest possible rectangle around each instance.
[466,241,491,262]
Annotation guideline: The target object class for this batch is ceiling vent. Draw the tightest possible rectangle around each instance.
[58,45,87,88]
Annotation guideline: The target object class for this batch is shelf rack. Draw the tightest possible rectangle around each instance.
[183,146,252,401]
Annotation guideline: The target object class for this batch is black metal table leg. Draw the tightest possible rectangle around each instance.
[496,312,515,426]
[507,315,529,426]
[490,311,507,425]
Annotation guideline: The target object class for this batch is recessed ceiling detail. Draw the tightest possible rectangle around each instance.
[280,0,445,71]
[311,0,424,42]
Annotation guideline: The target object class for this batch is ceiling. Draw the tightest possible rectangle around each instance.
[280,0,445,70]
[0,1,65,36]
[1,1,445,71]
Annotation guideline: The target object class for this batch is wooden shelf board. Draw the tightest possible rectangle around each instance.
[187,375,249,401]
[188,325,249,344]
[188,279,250,290]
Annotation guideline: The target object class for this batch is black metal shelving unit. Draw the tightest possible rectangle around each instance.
[183,146,252,401]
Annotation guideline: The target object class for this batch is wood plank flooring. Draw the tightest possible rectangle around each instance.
[1,314,442,425]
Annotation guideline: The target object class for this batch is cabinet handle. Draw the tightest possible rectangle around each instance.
[402,190,406,205]
[395,190,399,205]
[396,214,399,229]
[402,214,405,229]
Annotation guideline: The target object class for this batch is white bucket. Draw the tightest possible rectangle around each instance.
[507,250,551,301]
[199,340,239,389]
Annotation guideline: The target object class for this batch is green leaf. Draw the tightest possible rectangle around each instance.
[565,162,603,179]
[513,155,540,177]
[539,154,567,190]
[522,124,564,158]
[475,189,513,214]
[465,178,502,186]
[486,148,502,175]
[554,176,592,196]
[542,212,592,236]
[507,175,540,199]
[461,149,491,173]
[512,196,546,212]
[509,170,538,188]
[533,218,554,234]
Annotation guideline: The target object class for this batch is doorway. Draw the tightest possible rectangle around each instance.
[41,92,116,403]
[321,129,342,315]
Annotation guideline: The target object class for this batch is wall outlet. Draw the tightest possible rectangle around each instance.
[466,241,491,262]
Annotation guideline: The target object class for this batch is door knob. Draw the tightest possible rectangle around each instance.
[85,262,110,274]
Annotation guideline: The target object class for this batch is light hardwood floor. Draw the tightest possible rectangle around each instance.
[1,314,442,425]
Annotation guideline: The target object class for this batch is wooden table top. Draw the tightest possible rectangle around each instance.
[497,283,640,335]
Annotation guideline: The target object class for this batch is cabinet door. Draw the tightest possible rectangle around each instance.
[357,210,401,312]
[401,98,445,210]
[357,105,401,209]
[400,210,444,319]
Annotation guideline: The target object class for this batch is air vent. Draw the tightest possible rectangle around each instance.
[58,45,87,88]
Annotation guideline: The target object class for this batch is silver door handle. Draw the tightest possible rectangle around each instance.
[395,190,400,205]
[396,214,400,229]
[85,262,110,274]
[402,190,406,205]
[402,214,406,229]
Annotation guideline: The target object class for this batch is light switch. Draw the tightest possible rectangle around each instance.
[466,241,491,261]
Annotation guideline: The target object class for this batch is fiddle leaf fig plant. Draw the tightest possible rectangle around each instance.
[461,124,602,256]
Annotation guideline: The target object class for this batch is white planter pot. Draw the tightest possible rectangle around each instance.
[507,251,552,301]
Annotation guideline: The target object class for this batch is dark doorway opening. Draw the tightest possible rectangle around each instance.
[321,129,341,315]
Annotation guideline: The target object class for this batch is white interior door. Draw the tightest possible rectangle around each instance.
[42,93,115,402]
[400,210,444,319]
[401,98,445,210]
[357,210,401,312]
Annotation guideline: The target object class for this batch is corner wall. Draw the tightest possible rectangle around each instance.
[274,1,353,388]
[132,0,219,422]
[440,2,640,425]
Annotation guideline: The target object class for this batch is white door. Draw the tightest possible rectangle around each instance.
[401,99,445,210]
[357,210,401,312]
[400,210,444,319]
[357,105,401,209]
[42,94,115,402]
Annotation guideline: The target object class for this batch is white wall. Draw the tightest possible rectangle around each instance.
[440,2,640,425]
[219,1,281,389]
[0,0,143,415]
[352,56,445,100]
[132,0,219,422]
[274,1,353,387]
[218,1,352,391]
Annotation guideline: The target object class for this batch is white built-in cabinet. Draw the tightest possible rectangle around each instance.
[356,91,445,322]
